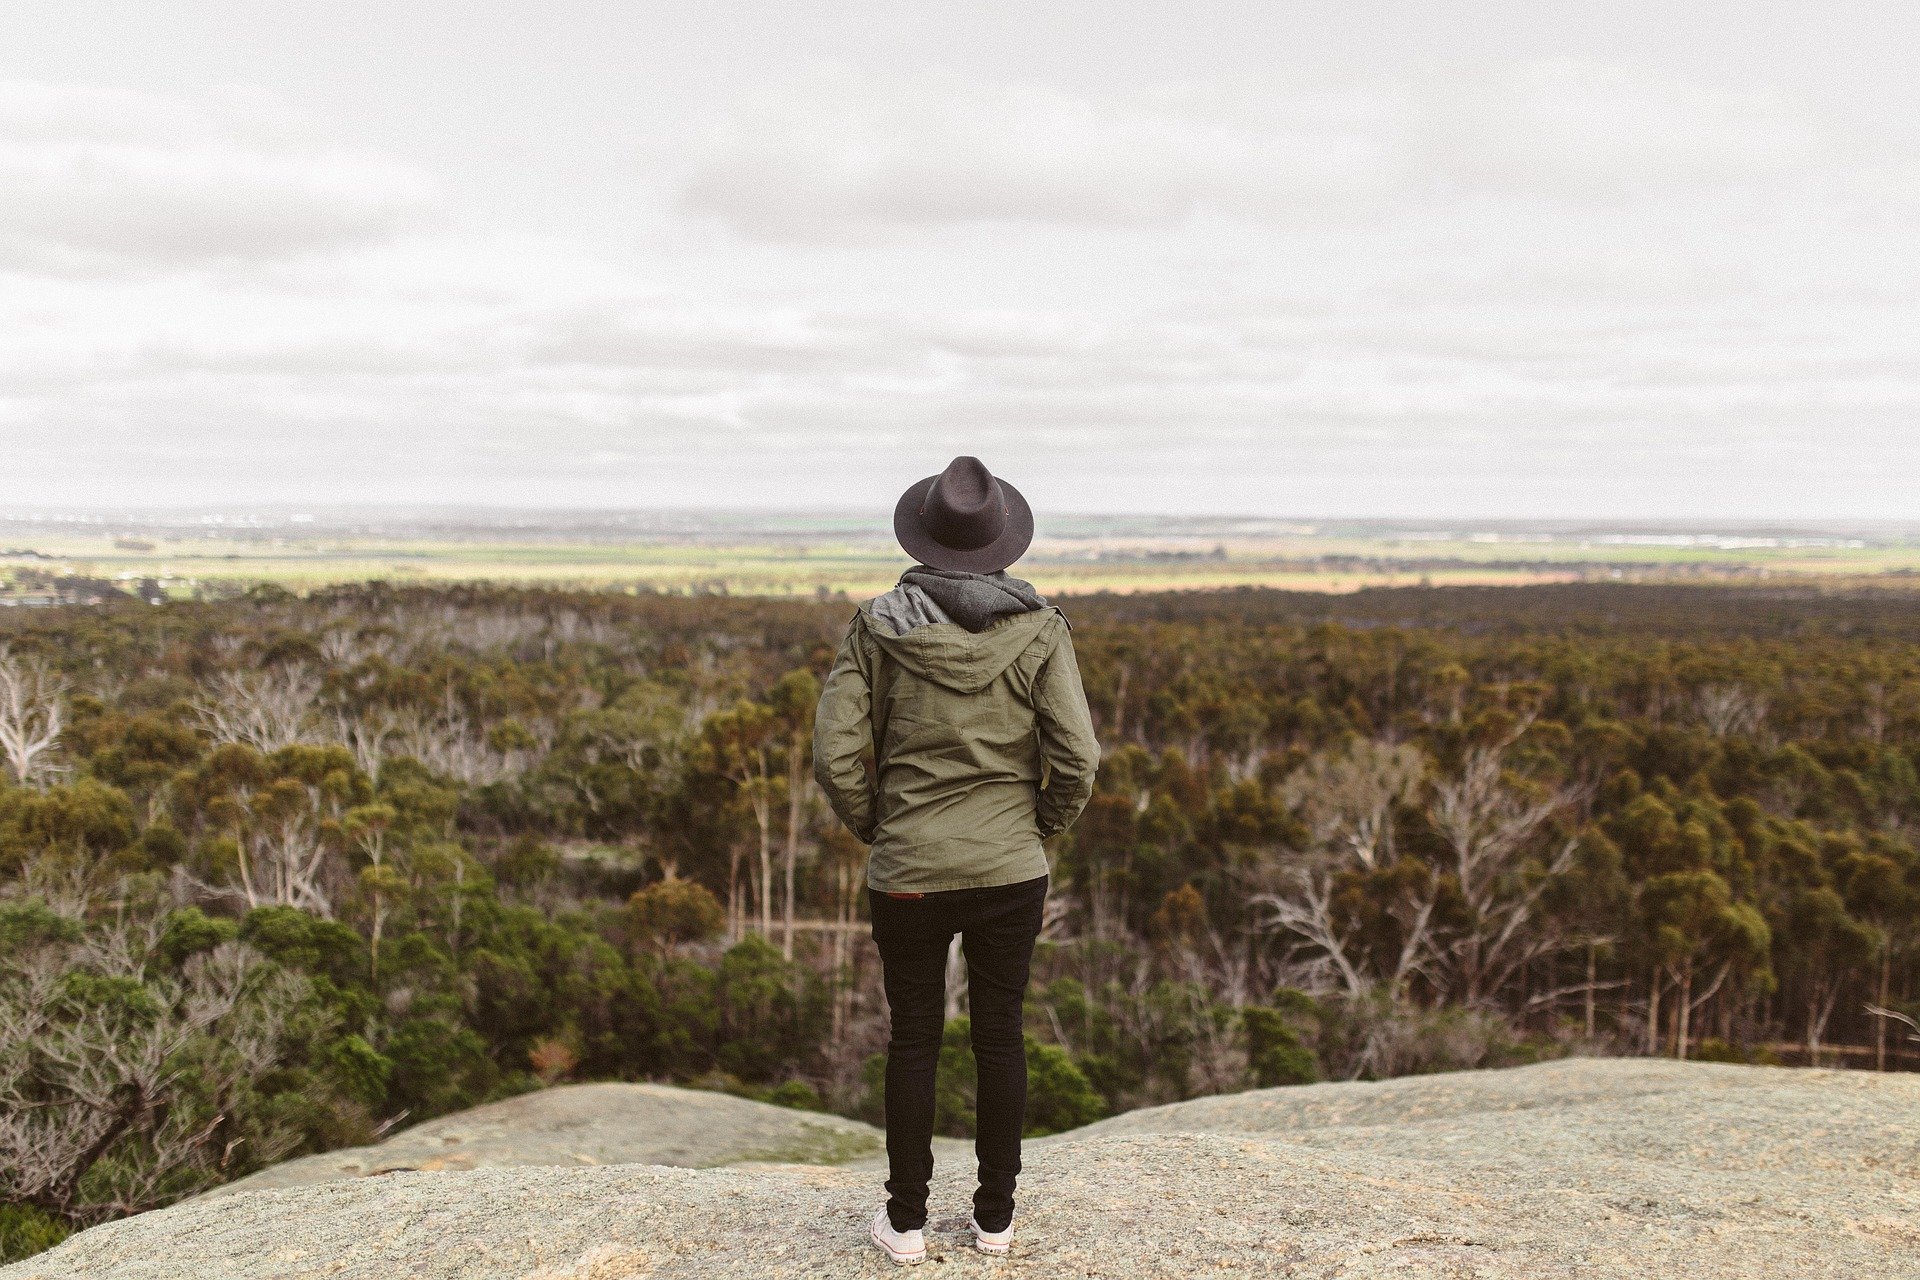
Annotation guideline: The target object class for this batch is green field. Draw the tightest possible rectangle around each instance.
[5,514,1919,601]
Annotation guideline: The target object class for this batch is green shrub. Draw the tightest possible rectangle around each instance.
[1022,1037,1106,1134]
[323,1033,395,1104]
[713,935,826,1082]
[861,1018,1105,1139]
[158,905,238,964]
[0,1204,71,1264]
[1692,1038,1781,1066]
[1242,1005,1321,1087]
[0,898,82,950]
[627,877,724,953]
[765,1078,824,1111]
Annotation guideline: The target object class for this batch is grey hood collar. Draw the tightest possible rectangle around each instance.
[867,564,1047,635]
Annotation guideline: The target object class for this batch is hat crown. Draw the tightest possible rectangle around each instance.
[920,456,1007,551]
[893,455,1032,574]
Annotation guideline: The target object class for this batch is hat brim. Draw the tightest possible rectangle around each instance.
[892,475,1034,574]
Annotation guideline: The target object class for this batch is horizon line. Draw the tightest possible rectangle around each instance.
[5,504,1920,533]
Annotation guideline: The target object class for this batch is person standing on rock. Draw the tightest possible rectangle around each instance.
[813,456,1101,1265]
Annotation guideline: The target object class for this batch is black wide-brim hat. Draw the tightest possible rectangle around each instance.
[892,456,1034,574]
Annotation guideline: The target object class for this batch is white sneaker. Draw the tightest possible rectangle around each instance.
[870,1206,926,1266]
[969,1214,1014,1255]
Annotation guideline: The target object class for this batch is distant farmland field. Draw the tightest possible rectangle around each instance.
[4,513,1918,601]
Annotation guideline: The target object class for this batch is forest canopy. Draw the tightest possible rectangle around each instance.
[2,580,1916,1260]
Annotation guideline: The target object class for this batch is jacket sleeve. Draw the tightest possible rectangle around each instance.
[1033,620,1101,840]
[812,618,877,844]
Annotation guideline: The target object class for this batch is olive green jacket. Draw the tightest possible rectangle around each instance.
[812,603,1101,893]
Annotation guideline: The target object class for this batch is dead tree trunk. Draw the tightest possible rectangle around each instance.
[782,747,804,961]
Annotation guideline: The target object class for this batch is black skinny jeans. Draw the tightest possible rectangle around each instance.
[868,873,1047,1234]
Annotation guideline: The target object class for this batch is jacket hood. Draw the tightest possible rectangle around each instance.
[857,603,1062,694]
[868,565,1046,637]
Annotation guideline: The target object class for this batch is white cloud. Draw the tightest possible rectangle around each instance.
[0,81,440,274]
[1411,59,1848,196]
[678,70,1396,239]
[678,61,1919,240]
[1,40,1916,520]
[7,267,1915,515]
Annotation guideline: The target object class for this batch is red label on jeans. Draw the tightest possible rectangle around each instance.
[880,891,926,899]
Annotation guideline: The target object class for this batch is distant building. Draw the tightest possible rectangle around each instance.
[0,572,132,607]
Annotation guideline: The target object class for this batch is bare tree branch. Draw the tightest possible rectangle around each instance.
[0,644,67,786]
[1697,684,1768,739]
[193,665,321,753]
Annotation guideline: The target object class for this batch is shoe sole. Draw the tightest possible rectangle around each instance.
[870,1225,925,1266]
[970,1222,1012,1255]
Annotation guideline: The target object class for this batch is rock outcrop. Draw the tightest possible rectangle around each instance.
[206,1081,890,1195]
[6,1058,1917,1279]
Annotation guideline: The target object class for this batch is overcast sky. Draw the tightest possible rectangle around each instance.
[2,1,1917,520]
